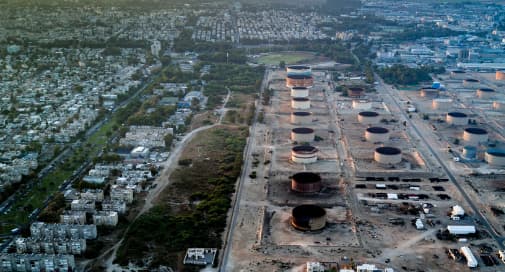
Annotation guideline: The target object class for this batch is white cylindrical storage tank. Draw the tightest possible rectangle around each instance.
[450,70,466,79]
[374,147,402,165]
[485,149,505,167]
[286,65,312,77]
[291,87,309,98]
[291,97,310,110]
[446,112,468,126]
[462,78,479,88]
[493,101,505,112]
[352,100,372,110]
[463,127,488,146]
[291,127,315,143]
[432,98,452,110]
[358,111,380,125]
[496,70,505,81]
[419,87,439,98]
[462,146,477,160]
[365,127,390,143]
[291,145,318,164]
[291,111,312,124]
[476,88,495,99]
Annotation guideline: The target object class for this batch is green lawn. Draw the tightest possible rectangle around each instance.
[257,51,315,65]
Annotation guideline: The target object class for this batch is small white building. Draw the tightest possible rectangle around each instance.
[447,225,476,235]
[460,246,478,268]
[183,248,217,266]
[131,146,149,158]
[451,205,465,217]
[415,219,424,230]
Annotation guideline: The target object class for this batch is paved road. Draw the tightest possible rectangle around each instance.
[220,68,270,272]
[375,75,505,249]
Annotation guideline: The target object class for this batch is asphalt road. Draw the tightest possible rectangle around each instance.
[375,75,505,249]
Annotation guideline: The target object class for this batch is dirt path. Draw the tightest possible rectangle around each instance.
[377,228,438,261]
[85,92,232,272]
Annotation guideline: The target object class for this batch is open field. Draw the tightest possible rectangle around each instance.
[256,51,317,65]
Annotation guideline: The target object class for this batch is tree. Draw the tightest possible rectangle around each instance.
[164,134,173,149]
[279,60,286,68]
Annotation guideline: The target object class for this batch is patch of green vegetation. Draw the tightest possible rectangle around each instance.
[203,63,264,109]
[257,52,314,65]
[115,126,248,269]
[378,64,445,85]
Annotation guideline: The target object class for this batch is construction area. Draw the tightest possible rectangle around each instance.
[222,62,505,272]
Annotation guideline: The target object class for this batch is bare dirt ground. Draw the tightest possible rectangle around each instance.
[223,67,504,272]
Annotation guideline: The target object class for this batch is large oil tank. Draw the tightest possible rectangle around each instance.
[291,146,318,164]
[291,111,312,124]
[496,70,505,81]
[450,70,466,79]
[291,172,322,193]
[463,78,480,88]
[286,65,312,77]
[291,87,309,98]
[476,88,495,99]
[463,127,488,146]
[374,146,402,165]
[462,146,477,160]
[493,101,505,112]
[365,127,390,143]
[348,87,365,98]
[352,100,372,110]
[420,87,439,98]
[358,111,380,125]
[291,127,315,143]
[432,98,453,110]
[286,75,314,88]
[485,149,505,167]
[291,204,326,231]
[446,112,468,126]
[291,97,310,110]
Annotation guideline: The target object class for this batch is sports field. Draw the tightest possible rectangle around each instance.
[257,51,316,65]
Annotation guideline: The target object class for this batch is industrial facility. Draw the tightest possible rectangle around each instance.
[291,111,312,124]
[291,146,318,164]
[446,112,468,126]
[476,87,495,99]
[419,86,439,97]
[291,127,315,143]
[496,70,505,80]
[291,97,311,110]
[286,65,312,77]
[485,149,505,167]
[374,146,402,165]
[450,70,466,79]
[357,111,380,125]
[365,127,390,143]
[228,60,505,272]
[462,78,479,88]
[291,204,327,231]
[291,172,322,193]
[286,74,314,88]
[462,127,488,146]
[291,86,309,98]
